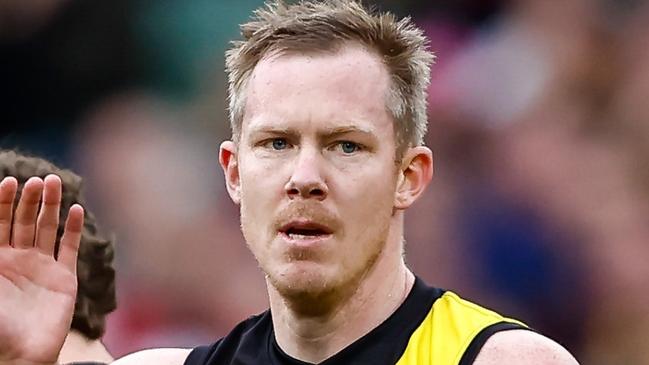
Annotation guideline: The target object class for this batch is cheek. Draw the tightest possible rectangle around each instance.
[239,196,273,265]
[335,166,396,231]
[238,158,287,236]
[239,156,284,201]
[336,161,396,201]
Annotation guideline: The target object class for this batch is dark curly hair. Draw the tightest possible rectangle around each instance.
[0,149,116,340]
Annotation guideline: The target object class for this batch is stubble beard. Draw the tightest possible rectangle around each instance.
[264,224,389,316]
[240,191,393,316]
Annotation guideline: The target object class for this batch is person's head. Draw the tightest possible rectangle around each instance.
[220,0,435,303]
[0,149,116,340]
[226,0,433,156]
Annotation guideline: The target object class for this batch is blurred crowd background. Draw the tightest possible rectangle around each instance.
[2,0,649,363]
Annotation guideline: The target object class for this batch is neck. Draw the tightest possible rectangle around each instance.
[269,215,415,363]
[58,330,113,364]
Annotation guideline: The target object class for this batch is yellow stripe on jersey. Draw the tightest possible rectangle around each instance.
[395,291,527,365]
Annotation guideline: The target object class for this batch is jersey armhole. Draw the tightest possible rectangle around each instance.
[457,321,531,365]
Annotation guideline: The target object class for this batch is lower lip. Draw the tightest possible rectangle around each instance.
[279,232,333,246]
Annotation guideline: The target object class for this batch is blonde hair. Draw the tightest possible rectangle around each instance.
[225,0,435,153]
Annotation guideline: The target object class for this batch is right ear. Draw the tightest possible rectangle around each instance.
[219,141,241,204]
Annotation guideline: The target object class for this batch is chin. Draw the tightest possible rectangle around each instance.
[267,262,342,300]
[265,260,375,317]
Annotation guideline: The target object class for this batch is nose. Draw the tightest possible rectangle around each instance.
[285,148,328,201]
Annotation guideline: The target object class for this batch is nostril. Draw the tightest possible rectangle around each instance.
[310,188,325,197]
[285,183,327,199]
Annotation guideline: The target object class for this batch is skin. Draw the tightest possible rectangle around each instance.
[0,170,112,365]
[58,330,114,364]
[0,44,578,365]
[112,44,577,365]
[219,44,433,362]
[0,175,84,365]
[474,330,579,365]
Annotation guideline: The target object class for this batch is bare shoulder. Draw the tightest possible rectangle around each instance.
[473,329,579,365]
[110,348,192,365]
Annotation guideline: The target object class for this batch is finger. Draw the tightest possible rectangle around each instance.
[12,177,44,249]
[58,204,84,273]
[35,174,62,256]
[0,177,18,247]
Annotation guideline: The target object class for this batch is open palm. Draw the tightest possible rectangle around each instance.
[0,175,84,365]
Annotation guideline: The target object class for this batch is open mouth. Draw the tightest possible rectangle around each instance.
[279,221,333,242]
[285,227,328,239]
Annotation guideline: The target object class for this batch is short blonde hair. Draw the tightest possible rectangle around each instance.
[226,0,435,153]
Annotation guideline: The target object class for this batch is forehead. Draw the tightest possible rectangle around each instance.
[242,45,393,135]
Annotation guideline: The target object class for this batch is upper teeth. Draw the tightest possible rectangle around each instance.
[289,233,318,239]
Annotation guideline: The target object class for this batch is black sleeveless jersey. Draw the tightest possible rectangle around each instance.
[184,277,528,365]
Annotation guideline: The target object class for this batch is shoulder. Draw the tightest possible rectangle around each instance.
[473,329,579,365]
[110,348,192,365]
[109,312,272,365]
[187,311,273,364]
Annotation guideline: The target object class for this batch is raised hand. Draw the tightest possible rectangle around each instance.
[0,175,84,365]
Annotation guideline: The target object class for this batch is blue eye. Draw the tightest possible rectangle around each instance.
[340,141,359,154]
[271,138,288,150]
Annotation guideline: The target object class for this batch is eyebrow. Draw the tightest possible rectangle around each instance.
[248,126,295,136]
[248,124,375,138]
[321,126,374,138]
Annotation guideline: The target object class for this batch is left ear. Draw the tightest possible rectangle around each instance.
[394,146,433,210]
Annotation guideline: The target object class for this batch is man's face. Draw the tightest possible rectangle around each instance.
[230,45,400,298]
